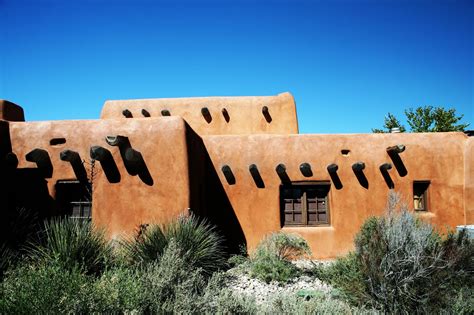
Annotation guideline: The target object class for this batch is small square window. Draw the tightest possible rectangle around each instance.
[55,180,92,220]
[413,181,430,211]
[280,182,330,226]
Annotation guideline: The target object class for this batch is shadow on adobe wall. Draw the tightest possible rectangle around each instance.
[1,122,52,252]
[185,125,246,255]
[1,165,55,255]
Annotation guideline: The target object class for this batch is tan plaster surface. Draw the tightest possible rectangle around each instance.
[100,92,298,135]
[203,132,469,258]
[9,117,191,239]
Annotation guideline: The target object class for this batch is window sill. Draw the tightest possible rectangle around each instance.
[282,226,335,232]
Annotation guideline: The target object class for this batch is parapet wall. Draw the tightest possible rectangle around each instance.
[7,117,191,239]
[202,132,469,258]
[100,92,298,135]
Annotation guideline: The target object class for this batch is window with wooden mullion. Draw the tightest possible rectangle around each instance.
[281,183,330,227]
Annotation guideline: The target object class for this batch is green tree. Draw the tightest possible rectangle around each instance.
[371,113,406,133]
[373,106,469,133]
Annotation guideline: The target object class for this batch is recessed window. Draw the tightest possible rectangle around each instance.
[281,182,330,226]
[341,149,350,156]
[413,181,430,211]
[55,180,92,220]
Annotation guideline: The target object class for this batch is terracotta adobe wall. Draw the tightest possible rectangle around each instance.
[202,132,469,259]
[465,137,474,224]
[7,117,191,239]
[100,92,298,135]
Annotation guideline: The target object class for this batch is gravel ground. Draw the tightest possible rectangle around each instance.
[227,260,334,305]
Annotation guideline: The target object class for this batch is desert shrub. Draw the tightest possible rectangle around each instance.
[258,232,311,261]
[313,253,368,306]
[124,214,227,276]
[355,193,473,313]
[199,271,258,314]
[0,263,90,314]
[84,266,146,313]
[261,291,365,314]
[140,239,207,313]
[445,286,474,315]
[319,192,474,313]
[28,218,112,275]
[237,232,311,283]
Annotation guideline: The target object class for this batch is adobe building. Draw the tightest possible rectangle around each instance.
[1,93,473,258]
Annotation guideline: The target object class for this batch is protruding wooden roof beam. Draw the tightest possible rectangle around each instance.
[25,148,53,178]
[122,109,132,118]
[141,109,151,117]
[221,165,236,185]
[262,106,272,123]
[249,164,265,188]
[222,108,230,122]
[90,146,120,183]
[201,107,212,123]
[352,162,365,172]
[299,162,313,177]
[386,144,405,154]
[60,150,88,182]
[327,163,343,190]
[276,163,290,184]
[352,162,368,189]
[379,162,394,189]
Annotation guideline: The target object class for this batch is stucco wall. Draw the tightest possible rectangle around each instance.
[465,137,474,224]
[202,132,468,258]
[100,92,298,135]
[9,117,191,239]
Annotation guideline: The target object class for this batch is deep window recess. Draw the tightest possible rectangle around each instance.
[55,180,92,220]
[413,181,430,211]
[281,182,330,226]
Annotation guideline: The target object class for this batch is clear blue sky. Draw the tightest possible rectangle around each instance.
[1,0,472,133]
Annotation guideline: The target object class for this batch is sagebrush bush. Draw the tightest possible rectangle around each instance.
[319,192,474,313]
[261,291,365,314]
[141,239,207,313]
[85,266,146,313]
[0,263,90,314]
[124,214,227,276]
[200,272,258,314]
[236,232,311,283]
[29,218,112,275]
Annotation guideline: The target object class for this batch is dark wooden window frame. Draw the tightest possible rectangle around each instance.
[55,179,92,220]
[280,181,331,227]
[413,180,430,211]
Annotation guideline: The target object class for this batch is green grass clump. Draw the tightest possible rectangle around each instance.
[124,214,227,276]
[29,218,112,275]
[234,232,311,283]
